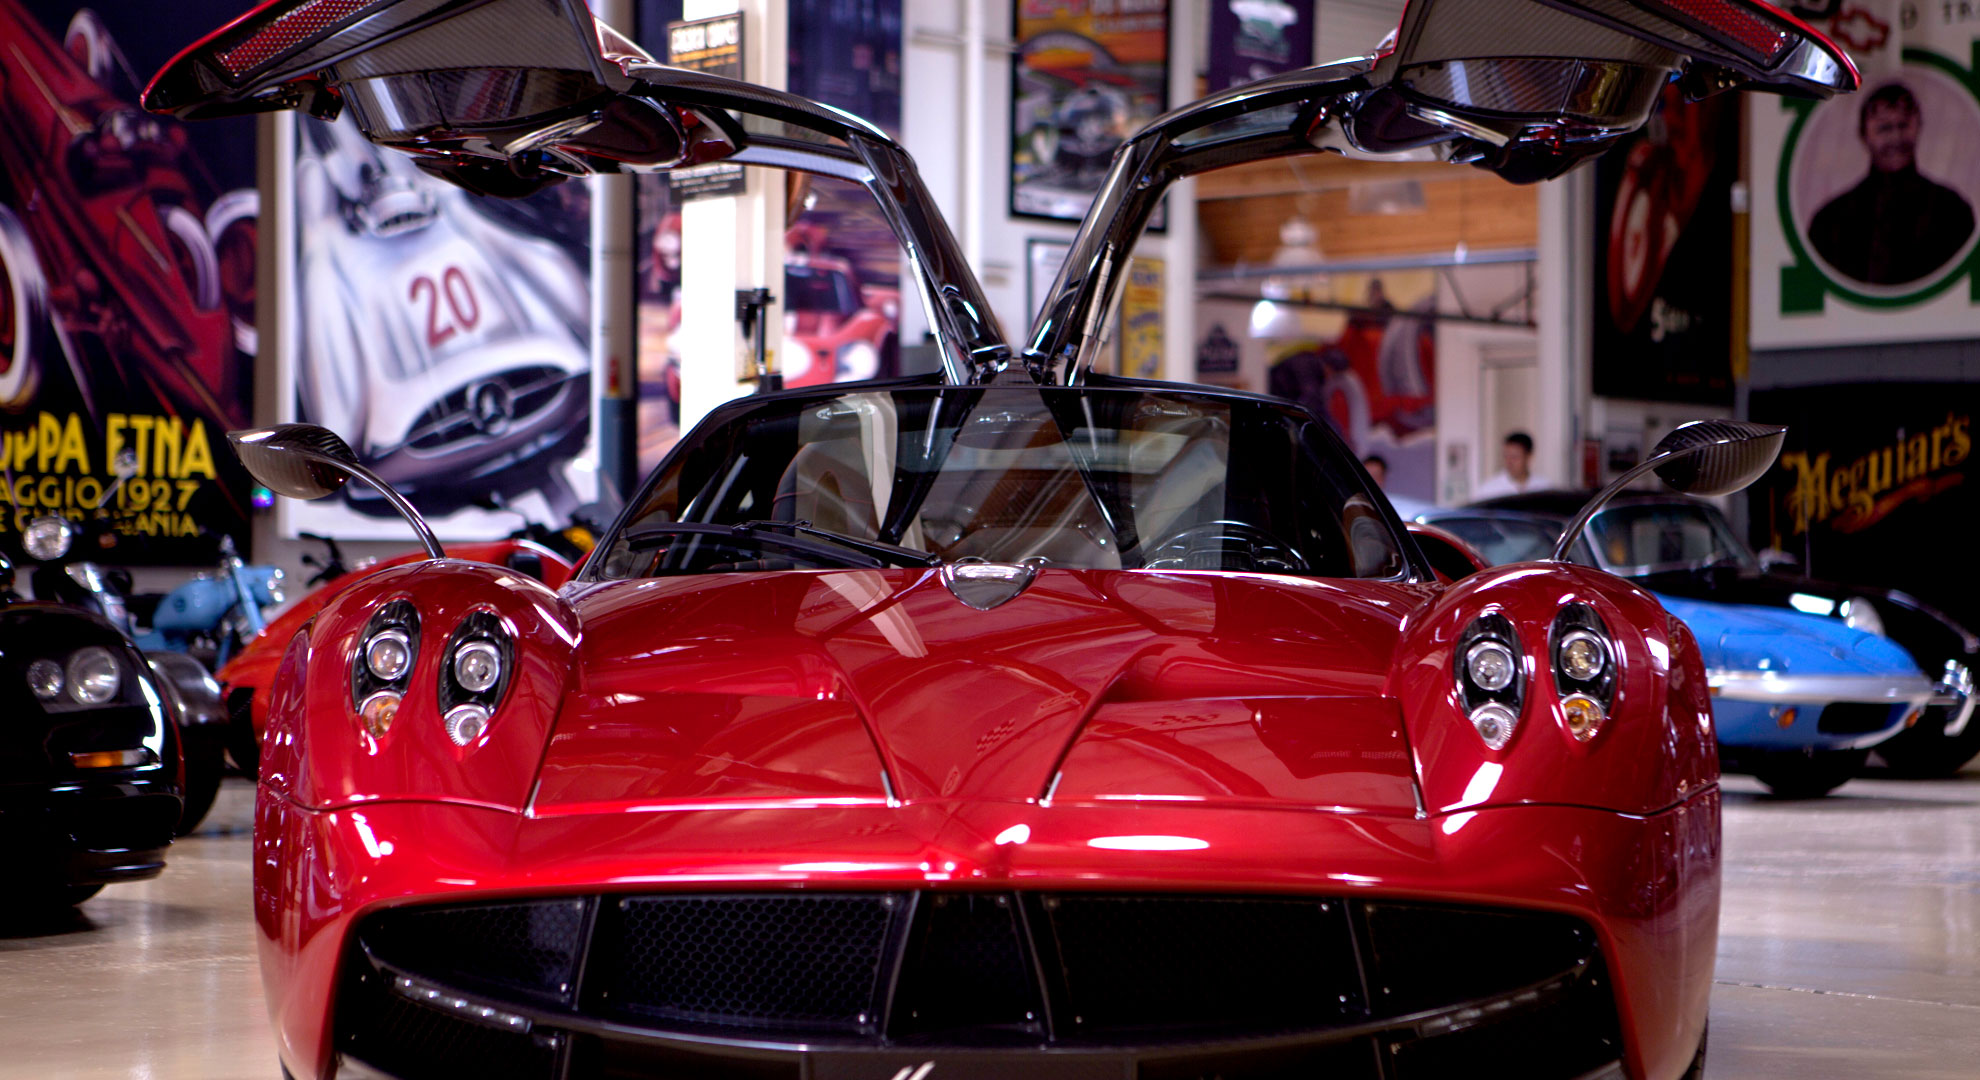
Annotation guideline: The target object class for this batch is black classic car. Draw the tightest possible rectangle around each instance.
[1425,492,1978,783]
[0,553,183,913]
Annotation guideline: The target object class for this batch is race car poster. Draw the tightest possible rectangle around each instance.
[1749,381,1978,634]
[1751,0,1980,348]
[1592,83,1738,405]
[1263,272,1438,503]
[1206,0,1313,94]
[280,111,596,540]
[0,0,258,564]
[1012,0,1169,223]
[633,0,905,473]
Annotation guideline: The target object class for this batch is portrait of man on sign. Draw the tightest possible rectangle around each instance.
[1807,82,1975,286]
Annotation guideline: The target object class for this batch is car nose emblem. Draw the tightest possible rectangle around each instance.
[941,557,1043,610]
[469,381,515,436]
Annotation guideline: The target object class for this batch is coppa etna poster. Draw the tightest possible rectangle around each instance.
[0,0,258,562]
[1750,383,1977,633]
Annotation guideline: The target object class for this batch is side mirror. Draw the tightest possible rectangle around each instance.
[1551,420,1786,560]
[228,425,445,559]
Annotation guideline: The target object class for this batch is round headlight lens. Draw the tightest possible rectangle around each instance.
[444,703,491,746]
[1468,702,1518,750]
[364,629,412,681]
[1559,631,1608,682]
[22,517,75,562]
[1464,640,1517,692]
[359,690,401,738]
[1841,598,1885,638]
[26,658,64,701]
[453,641,502,694]
[66,646,120,704]
[1561,693,1608,742]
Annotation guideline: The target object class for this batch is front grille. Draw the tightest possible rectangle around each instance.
[1818,702,1901,735]
[339,892,1621,1079]
[403,366,578,452]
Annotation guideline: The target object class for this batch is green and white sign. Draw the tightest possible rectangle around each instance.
[1751,1,1980,347]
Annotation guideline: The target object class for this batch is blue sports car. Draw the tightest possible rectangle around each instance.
[1422,494,1975,796]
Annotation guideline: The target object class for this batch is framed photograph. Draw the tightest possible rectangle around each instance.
[1010,1,1170,225]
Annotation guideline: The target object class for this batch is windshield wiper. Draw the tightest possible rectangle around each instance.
[621,521,938,569]
[730,519,941,567]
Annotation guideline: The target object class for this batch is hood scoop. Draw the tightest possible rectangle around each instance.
[942,558,1043,610]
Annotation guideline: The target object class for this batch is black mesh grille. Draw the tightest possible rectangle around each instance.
[342,972,559,1080]
[599,893,902,1033]
[1036,894,1362,1040]
[344,891,1619,1078]
[365,899,585,1006]
[1362,902,1596,1015]
[1818,702,1900,735]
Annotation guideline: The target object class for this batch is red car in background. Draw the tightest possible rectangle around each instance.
[0,1,253,424]
[783,224,900,386]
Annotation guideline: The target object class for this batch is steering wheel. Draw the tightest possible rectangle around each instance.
[1139,520,1308,573]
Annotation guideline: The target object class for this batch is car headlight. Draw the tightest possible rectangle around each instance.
[351,600,420,739]
[836,340,881,380]
[1456,614,1524,750]
[22,516,75,561]
[439,612,514,747]
[65,646,121,705]
[26,658,64,701]
[261,568,286,606]
[1551,605,1617,743]
[1840,597,1885,637]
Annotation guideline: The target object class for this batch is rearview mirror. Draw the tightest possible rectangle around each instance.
[1551,420,1786,560]
[229,425,445,558]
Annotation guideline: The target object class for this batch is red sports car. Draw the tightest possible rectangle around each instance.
[146,2,1854,1078]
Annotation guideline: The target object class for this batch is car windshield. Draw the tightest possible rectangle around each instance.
[784,264,859,316]
[1430,515,1562,567]
[1586,503,1756,574]
[594,385,1408,579]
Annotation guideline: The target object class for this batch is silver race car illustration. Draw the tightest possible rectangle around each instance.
[293,115,590,519]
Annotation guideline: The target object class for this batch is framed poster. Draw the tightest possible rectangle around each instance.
[280,112,596,540]
[0,1,259,562]
[1593,83,1738,404]
[1207,0,1313,93]
[1011,1,1169,224]
[1750,2,1980,348]
[1118,257,1164,380]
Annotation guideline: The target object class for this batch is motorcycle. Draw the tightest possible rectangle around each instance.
[14,457,231,834]
[126,535,285,670]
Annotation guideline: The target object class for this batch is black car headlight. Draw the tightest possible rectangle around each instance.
[1551,604,1617,743]
[24,645,126,708]
[22,516,75,561]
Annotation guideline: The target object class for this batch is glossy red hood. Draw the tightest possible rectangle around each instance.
[533,569,1432,816]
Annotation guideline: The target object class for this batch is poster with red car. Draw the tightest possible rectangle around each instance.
[0,0,258,562]
[1592,82,1738,406]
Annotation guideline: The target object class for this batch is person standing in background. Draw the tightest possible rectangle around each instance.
[1474,432,1551,499]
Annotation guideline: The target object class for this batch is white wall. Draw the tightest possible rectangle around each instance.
[903,0,1197,371]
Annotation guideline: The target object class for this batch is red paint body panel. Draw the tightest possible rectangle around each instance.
[251,559,1719,1080]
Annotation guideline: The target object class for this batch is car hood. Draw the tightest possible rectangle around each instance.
[535,569,1429,816]
[1652,592,1921,676]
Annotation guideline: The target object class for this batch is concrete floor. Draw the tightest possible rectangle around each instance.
[2,771,1977,1079]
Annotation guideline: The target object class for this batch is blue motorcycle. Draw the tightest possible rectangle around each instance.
[128,535,284,669]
